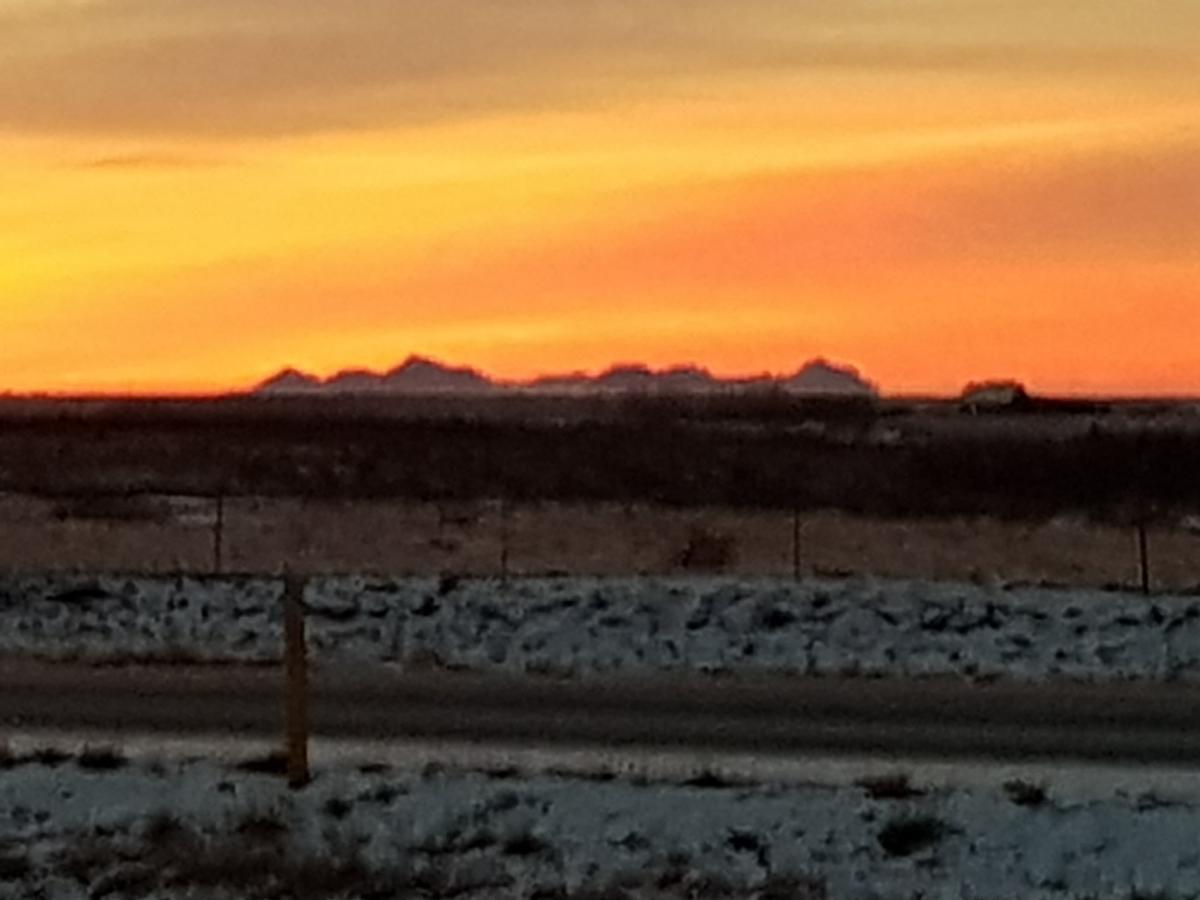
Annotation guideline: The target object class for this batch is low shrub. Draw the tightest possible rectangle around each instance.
[30,748,71,768]
[78,746,127,771]
[0,852,32,882]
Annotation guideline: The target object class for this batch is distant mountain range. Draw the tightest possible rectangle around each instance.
[256,356,878,397]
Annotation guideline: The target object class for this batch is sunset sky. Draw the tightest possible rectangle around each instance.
[1,0,1197,396]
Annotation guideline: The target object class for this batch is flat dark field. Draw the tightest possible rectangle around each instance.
[1,393,1198,520]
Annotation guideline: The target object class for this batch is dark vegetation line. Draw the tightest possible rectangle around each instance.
[0,395,1196,522]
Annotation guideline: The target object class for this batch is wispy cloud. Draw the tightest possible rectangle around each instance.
[0,0,1194,137]
[1,0,1197,395]
[75,152,231,170]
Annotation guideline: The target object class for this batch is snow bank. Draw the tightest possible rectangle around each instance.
[0,574,284,663]
[1,755,1199,899]
[2,573,1199,682]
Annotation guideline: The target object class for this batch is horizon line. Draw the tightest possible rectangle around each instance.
[3,389,1199,404]
[3,354,1197,403]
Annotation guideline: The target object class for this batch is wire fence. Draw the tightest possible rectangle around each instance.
[6,493,1200,790]
[2,491,1199,592]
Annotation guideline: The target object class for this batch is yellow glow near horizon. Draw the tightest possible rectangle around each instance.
[1,0,1198,395]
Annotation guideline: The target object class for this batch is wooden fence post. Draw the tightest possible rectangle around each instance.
[282,572,310,789]
[1138,521,1151,596]
[792,508,801,581]
[213,494,225,574]
[499,497,510,584]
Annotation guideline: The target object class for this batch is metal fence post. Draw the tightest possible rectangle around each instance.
[283,572,310,789]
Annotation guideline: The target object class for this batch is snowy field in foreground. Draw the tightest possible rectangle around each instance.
[2,574,1198,682]
[4,747,1200,899]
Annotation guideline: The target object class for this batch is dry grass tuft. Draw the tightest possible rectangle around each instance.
[322,797,353,821]
[1003,779,1049,808]
[674,526,739,572]
[855,772,925,800]
[759,876,830,900]
[682,770,740,790]
[501,832,550,858]
[55,817,390,900]
[236,811,289,843]
[233,752,289,776]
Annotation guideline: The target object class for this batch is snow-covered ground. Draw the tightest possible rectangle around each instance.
[2,745,1200,899]
[2,573,1199,682]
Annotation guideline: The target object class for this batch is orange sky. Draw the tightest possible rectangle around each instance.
[1,0,1198,396]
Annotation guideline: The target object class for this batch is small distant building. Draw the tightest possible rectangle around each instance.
[960,380,1031,414]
